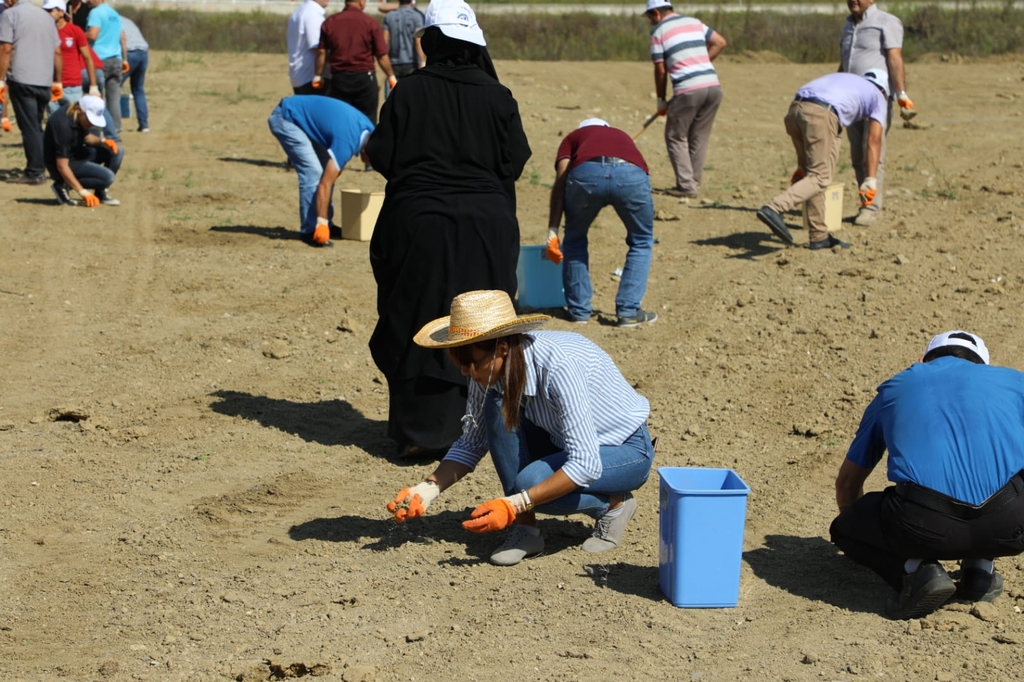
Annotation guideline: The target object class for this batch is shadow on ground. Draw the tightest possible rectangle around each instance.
[209,390,393,459]
[209,225,300,242]
[744,534,887,615]
[692,231,787,260]
[218,156,288,170]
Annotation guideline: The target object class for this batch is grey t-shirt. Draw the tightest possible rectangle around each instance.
[121,17,149,52]
[839,4,904,98]
[382,5,424,66]
[0,0,61,87]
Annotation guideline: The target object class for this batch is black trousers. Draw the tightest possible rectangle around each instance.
[830,474,1024,590]
[9,81,51,179]
[386,375,466,451]
[292,83,318,96]
[328,71,379,124]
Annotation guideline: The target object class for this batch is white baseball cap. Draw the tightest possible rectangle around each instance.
[924,330,990,365]
[863,70,890,97]
[78,95,106,128]
[645,0,672,12]
[577,118,610,129]
[416,0,486,47]
[42,0,67,11]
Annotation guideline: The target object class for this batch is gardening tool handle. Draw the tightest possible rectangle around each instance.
[632,112,659,140]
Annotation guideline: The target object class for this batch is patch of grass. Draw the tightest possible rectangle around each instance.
[193,452,211,461]
[150,167,165,181]
[528,167,541,185]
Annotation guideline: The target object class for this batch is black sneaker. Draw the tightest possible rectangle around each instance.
[617,309,658,328]
[955,568,1003,602]
[885,561,955,620]
[756,205,794,245]
[809,234,851,251]
[51,182,74,205]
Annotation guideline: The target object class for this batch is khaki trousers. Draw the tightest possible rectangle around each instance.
[768,100,842,244]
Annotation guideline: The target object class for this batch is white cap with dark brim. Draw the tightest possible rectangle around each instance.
[925,330,990,365]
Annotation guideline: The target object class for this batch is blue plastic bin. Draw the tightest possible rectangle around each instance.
[516,244,566,310]
[658,467,750,608]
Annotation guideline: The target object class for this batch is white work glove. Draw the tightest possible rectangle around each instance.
[312,75,323,90]
[386,481,440,523]
[858,177,877,207]
[88,85,100,96]
[387,74,398,90]
[657,97,668,116]
[544,227,563,264]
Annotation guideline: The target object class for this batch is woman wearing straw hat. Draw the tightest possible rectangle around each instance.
[386,290,656,565]
[365,0,531,461]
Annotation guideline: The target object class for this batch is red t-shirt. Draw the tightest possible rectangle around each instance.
[318,6,388,73]
[555,126,649,174]
[58,23,89,87]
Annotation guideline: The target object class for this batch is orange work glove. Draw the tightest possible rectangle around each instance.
[79,190,100,208]
[122,61,130,74]
[895,91,916,121]
[387,74,398,90]
[463,497,519,533]
[656,97,668,116]
[51,83,64,102]
[311,76,323,90]
[544,229,563,264]
[790,167,806,185]
[102,138,119,155]
[386,481,439,523]
[1,118,11,133]
[858,177,877,207]
[312,217,330,246]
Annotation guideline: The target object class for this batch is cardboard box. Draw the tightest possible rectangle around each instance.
[340,189,384,241]
[802,182,844,233]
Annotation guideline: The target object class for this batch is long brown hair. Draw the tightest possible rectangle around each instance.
[448,334,527,430]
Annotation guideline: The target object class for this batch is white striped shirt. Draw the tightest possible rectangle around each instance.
[443,331,650,487]
[650,14,720,95]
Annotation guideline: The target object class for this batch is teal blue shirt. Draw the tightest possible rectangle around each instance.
[86,4,122,61]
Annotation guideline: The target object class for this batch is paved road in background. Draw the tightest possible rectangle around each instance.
[115,1,1022,16]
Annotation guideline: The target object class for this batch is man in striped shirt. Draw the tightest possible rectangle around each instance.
[646,0,726,199]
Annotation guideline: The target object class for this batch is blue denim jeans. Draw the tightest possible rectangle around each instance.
[81,67,105,94]
[123,50,149,129]
[561,159,655,319]
[483,391,654,519]
[61,143,123,191]
[47,85,83,115]
[267,103,334,234]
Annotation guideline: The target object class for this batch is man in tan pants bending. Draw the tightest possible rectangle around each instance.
[757,72,886,251]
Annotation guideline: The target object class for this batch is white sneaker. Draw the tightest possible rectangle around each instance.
[582,493,638,553]
[99,190,120,206]
[490,525,544,566]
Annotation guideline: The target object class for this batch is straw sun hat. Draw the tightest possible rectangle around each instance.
[413,290,550,348]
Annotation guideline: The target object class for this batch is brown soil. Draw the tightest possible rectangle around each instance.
[3,53,1024,681]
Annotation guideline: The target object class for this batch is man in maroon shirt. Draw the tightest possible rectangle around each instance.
[314,0,396,125]
[546,119,658,328]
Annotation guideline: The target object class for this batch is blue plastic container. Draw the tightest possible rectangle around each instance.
[658,467,750,608]
[120,94,132,119]
[516,244,566,310]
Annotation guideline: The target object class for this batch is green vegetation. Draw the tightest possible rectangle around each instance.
[120,6,1024,62]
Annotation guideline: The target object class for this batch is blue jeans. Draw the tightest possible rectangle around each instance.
[48,85,83,115]
[81,67,105,94]
[267,103,334,234]
[123,50,149,129]
[483,391,654,519]
[55,144,123,191]
[561,160,655,319]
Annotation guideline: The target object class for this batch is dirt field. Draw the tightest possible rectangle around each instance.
[2,52,1024,681]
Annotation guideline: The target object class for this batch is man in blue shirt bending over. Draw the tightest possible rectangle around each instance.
[831,330,1024,620]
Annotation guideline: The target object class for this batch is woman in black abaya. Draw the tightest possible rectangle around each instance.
[365,0,531,458]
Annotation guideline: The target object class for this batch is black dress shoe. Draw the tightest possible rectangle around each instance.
[756,205,794,245]
[885,561,955,620]
[955,568,1003,602]
[8,174,46,185]
[808,234,851,251]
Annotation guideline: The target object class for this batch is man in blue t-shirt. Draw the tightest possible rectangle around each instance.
[267,95,374,247]
[85,0,125,134]
[831,330,1024,620]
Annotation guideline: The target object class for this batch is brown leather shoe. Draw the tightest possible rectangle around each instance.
[8,174,46,185]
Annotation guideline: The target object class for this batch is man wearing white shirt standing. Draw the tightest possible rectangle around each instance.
[288,0,328,95]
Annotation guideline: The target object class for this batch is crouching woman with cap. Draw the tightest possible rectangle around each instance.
[44,94,122,206]
[386,290,656,565]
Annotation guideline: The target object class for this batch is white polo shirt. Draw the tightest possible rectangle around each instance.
[287,0,326,88]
